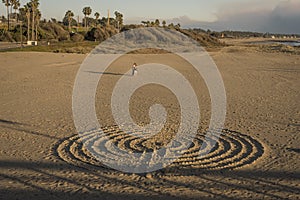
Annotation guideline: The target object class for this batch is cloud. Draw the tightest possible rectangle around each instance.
[167,16,204,27]
[215,0,300,34]
[261,0,300,34]
[159,1,300,34]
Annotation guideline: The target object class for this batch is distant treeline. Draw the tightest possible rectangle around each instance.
[191,28,300,39]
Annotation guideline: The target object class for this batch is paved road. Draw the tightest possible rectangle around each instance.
[0,42,23,50]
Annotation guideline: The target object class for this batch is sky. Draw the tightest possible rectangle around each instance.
[1,0,299,34]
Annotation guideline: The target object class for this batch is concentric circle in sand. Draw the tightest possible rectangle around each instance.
[54,126,264,172]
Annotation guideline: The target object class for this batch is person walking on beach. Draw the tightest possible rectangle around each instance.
[132,63,138,76]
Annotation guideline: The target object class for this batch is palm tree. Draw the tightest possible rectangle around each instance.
[24,4,31,41]
[114,11,123,31]
[30,0,39,41]
[175,23,181,29]
[154,19,160,27]
[65,10,74,31]
[9,0,14,17]
[94,12,100,26]
[12,0,20,21]
[2,0,10,30]
[82,6,92,31]
[35,9,41,41]
[18,7,25,21]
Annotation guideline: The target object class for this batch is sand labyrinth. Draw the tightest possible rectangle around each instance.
[55,126,264,172]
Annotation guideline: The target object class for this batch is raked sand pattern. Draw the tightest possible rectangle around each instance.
[55,127,264,172]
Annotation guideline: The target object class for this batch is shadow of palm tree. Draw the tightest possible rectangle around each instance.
[0,119,24,125]
[286,148,300,153]
[0,119,60,140]
[0,160,299,200]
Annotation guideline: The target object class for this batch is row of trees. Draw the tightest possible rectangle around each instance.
[2,0,20,29]
[2,0,40,41]
[62,7,124,32]
[2,0,180,41]
[1,1,124,42]
[141,19,181,29]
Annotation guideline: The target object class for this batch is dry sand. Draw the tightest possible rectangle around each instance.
[0,42,299,199]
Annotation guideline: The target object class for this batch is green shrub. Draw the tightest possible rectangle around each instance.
[40,22,70,41]
[0,31,14,42]
[71,33,84,42]
[85,27,118,42]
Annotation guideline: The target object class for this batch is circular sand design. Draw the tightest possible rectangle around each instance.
[55,127,264,171]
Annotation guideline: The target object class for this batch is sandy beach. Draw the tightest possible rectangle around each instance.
[0,43,299,199]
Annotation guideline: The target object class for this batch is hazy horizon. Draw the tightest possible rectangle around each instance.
[0,0,299,34]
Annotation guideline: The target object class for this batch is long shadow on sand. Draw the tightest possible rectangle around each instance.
[286,148,300,153]
[0,119,24,125]
[0,119,60,140]
[85,71,131,76]
[0,160,299,200]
